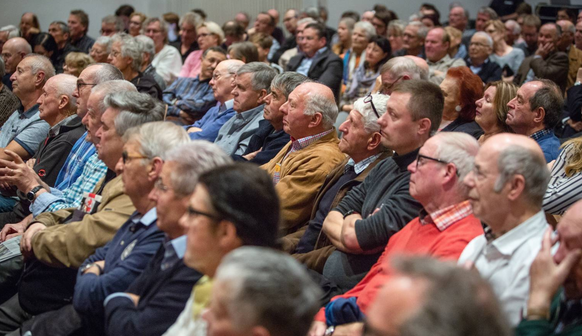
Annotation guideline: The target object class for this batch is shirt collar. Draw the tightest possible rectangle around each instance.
[290,129,333,152]
[346,153,382,175]
[429,54,451,65]
[419,200,473,231]
[223,99,234,110]
[304,46,328,59]
[393,147,420,171]
[237,104,263,118]
[169,235,187,259]
[49,114,76,137]
[530,129,552,141]
[19,104,40,119]
[490,211,547,256]
[130,207,157,227]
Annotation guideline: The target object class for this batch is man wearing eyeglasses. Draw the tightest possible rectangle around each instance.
[458,133,552,326]
[309,131,484,336]
[378,56,428,95]
[0,92,165,334]
[393,22,427,58]
[465,32,502,84]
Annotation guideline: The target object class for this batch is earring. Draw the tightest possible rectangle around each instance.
[455,105,462,112]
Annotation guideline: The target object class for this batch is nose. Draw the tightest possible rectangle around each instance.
[475,97,483,108]
[377,114,387,127]
[148,187,158,203]
[280,101,289,115]
[507,97,516,109]
[463,170,475,188]
[339,119,349,133]
[264,93,272,105]
[407,160,417,174]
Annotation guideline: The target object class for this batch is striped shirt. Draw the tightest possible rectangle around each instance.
[543,142,582,215]
[346,153,383,175]
[162,77,215,118]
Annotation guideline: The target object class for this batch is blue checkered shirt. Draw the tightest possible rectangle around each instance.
[31,152,107,216]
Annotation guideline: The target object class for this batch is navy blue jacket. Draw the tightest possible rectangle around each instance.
[103,241,202,335]
[232,119,290,165]
[73,208,164,315]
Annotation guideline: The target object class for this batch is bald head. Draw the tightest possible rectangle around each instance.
[281,82,338,138]
[484,133,545,157]
[38,74,77,125]
[404,55,429,77]
[211,59,244,103]
[2,37,31,73]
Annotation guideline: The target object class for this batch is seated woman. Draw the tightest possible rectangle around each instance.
[333,17,355,57]
[33,33,58,70]
[343,21,376,90]
[474,81,517,145]
[444,26,466,60]
[543,138,582,215]
[339,36,391,119]
[128,12,147,37]
[439,67,484,139]
[485,19,525,78]
[227,41,259,63]
[249,33,284,73]
[179,21,224,78]
[387,20,405,55]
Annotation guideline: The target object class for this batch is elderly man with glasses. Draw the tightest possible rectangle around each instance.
[309,131,485,336]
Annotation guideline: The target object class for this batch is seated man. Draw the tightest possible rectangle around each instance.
[286,22,342,100]
[0,80,133,239]
[425,27,466,84]
[309,132,484,335]
[135,35,166,90]
[514,23,569,93]
[284,94,391,273]
[261,82,344,234]
[204,247,321,336]
[0,91,165,334]
[152,163,279,335]
[364,257,512,336]
[516,200,582,335]
[19,124,201,336]
[459,133,552,326]
[232,72,307,165]
[48,21,78,73]
[556,20,582,90]
[506,79,562,162]
[393,22,427,58]
[187,60,243,142]
[163,47,226,124]
[214,62,277,155]
[108,33,162,100]
[1,37,31,90]
[320,80,441,291]
[0,58,20,128]
[465,32,502,84]
[0,74,85,224]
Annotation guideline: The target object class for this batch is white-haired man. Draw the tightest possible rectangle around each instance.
[465,32,502,83]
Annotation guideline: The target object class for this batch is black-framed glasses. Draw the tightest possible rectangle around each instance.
[76,82,97,92]
[382,76,403,94]
[122,151,148,164]
[364,94,380,119]
[186,206,222,221]
[416,153,459,176]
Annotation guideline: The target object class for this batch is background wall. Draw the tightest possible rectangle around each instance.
[0,0,574,38]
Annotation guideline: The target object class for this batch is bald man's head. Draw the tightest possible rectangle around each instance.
[2,37,31,73]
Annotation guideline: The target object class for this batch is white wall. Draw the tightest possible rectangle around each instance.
[0,0,577,39]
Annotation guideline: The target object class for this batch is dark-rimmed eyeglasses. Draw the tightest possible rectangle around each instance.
[416,153,459,176]
[381,76,403,94]
[76,82,97,92]
[122,151,148,164]
[186,206,222,221]
[364,94,380,119]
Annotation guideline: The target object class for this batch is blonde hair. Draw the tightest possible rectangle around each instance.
[485,81,517,133]
[485,19,506,33]
[562,138,582,176]
[65,52,95,77]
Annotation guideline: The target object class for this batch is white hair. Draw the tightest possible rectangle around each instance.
[505,20,521,35]
[354,21,376,41]
[433,132,479,195]
[51,74,77,111]
[472,31,493,48]
[124,121,190,161]
[353,93,389,133]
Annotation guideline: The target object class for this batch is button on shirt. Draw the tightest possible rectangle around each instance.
[458,210,549,326]
[0,104,50,157]
[296,47,328,76]
[214,104,264,155]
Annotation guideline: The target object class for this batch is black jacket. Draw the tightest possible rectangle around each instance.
[441,118,484,139]
[464,57,502,84]
[131,72,163,101]
[232,119,290,165]
[287,48,343,101]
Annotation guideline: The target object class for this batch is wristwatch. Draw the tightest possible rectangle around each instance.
[82,262,103,275]
[324,326,335,336]
[26,185,45,202]
[343,210,356,219]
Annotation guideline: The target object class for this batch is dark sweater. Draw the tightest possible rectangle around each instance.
[104,243,202,336]
[232,119,290,165]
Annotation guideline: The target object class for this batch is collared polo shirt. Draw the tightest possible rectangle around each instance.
[0,104,50,156]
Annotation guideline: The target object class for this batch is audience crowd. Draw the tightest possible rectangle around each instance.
[0,2,581,335]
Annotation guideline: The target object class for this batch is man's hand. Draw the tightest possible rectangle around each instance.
[242,148,262,161]
[535,42,554,59]
[179,111,196,125]
[0,222,26,242]
[0,150,39,192]
[308,321,327,336]
[83,260,106,275]
[527,228,581,312]
[20,222,47,255]
[127,293,140,306]
[567,119,582,132]
[334,323,364,335]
